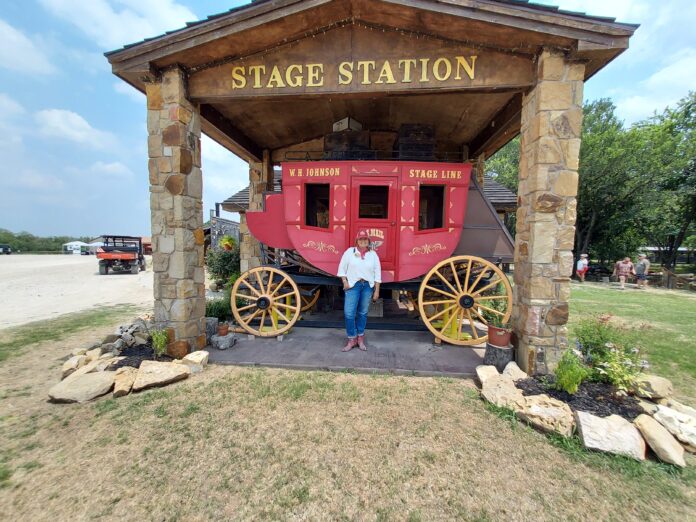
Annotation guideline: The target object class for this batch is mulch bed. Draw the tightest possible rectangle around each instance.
[109,342,173,370]
[516,377,644,421]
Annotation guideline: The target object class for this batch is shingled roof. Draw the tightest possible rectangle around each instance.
[221,173,516,213]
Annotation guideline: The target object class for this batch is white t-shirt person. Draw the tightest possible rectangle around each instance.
[337,247,382,288]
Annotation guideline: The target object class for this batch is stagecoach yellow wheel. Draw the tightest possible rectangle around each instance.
[300,287,321,312]
[231,266,301,337]
[417,255,512,346]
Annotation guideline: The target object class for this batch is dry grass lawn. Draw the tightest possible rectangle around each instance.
[1,311,695,520]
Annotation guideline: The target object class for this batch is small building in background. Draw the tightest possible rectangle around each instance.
[62,241,87,255]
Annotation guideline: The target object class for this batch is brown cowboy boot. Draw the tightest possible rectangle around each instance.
[342,337,357,352]
[356,334,367,351]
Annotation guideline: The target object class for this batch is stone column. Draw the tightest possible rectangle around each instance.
[146,67,206,357]
[239,150,272,272]
[512,50,584,374]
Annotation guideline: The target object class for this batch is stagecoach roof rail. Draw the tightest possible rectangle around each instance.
[283,150,468,162]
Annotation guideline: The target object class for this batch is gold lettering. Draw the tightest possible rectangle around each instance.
[231,66,246,89]
[409,169,415,178]
[357,61,376,85]
[338,61,353,85]
[419,58,430,82]
[248,65,266,88]
[454,55,477,80]
[289,169,296,177]
[266,65,286,88]
[285,64,303,87]
[306,63,324,87]
[433,58,452,81]
[375,61,396,84]
[398,59,417,83]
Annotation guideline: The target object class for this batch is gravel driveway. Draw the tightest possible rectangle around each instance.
[0,255,153,329]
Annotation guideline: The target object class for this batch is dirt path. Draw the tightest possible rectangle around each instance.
[0,255,152,329]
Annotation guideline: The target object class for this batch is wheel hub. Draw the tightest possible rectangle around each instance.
[256,296,271,310]
[458,294,475,309]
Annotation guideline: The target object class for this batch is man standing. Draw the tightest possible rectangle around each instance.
[635,254,650,289]
[576,254,589,282]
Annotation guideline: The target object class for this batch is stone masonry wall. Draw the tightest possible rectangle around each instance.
[513,50,585,374]
[239,152,273,272]
[146,67,206,358]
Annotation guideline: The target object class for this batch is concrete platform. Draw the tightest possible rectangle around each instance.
[208,326,484,378]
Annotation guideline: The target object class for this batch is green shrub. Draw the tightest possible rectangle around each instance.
[553,350,589,394]
[150,329,168,359]
[575,316,647,391]
[206,247,240,281]
[206,297,231,321]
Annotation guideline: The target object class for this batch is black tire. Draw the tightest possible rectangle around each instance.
[131,264,139,275]
[99,264,108,275]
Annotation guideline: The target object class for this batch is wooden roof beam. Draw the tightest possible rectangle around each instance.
[200,104,263,162]
[469,93,522,159]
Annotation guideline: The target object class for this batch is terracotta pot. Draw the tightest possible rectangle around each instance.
[487,325,511,347]
[217,324,229,336]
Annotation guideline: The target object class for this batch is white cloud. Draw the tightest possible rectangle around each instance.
[39,0,197,49]
[89,161,134,178]
[9,170,64,191]
[0,19,56,74]
[201,135,248,219]
[114,82,144,103]
[34,109,116,149]
[0,93,25,117]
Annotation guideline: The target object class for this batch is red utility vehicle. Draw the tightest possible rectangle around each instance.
[97,235,146,275]
[234,160,514,346]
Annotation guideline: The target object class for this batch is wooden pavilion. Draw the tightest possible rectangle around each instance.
[106,0,636,373]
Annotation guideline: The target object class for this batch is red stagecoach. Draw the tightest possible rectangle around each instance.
[233,159,514,346]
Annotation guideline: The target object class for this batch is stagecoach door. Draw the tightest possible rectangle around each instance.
[350,176,398,271]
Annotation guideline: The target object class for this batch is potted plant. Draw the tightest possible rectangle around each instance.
[217,322,229,336]
[219,235,235,251]
[482,300,511,347]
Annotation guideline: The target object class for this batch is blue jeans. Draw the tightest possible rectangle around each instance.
[344,280,373,338]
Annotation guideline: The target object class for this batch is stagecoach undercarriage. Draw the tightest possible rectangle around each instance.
[231,248,512,346]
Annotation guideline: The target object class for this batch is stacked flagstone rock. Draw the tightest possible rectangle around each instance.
[477,364,693,467]
[49,317,210,404]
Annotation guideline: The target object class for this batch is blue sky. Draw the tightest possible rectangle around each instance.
[0,0,694,237]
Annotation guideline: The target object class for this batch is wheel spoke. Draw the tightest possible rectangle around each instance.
[236,303,256,313]
[472,278,502,296]
[457,308,464,339]
[236,293,257,302]
[477,303,506,316]
[450,261,463,293]
[475,294,508,301]
[439,307,458,334]
[424,285,457,299]
[469,265,488,294]
[269,276,289,297]
[427,304,457,323]
[471,307,488,325]
[434,269,458,296]
[422,299,457,306]
[254,271,265,294]
[274,302,298,311]
[240,308,261,326]
[269,308,278,331]
[465,310,479,339]
[274,291,296,302]
[272,306,290,323]
[463,258,473,293]
[241,279,261,297]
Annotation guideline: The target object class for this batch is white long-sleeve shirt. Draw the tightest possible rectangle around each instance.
[337,248,382,288]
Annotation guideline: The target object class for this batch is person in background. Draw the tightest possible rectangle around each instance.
[576,254,589,283]
[613,256,635,290]
[635,253,650,289]
[337,230,381,352]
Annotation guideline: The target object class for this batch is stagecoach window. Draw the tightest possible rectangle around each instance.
[418,185,445,230]
[358,186,389,219]
[305,183,330,228]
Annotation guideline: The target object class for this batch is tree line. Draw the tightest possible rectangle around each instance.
[0,229,93,253]
[486,91,695,269]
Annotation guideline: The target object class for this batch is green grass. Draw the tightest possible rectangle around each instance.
[569,283,696,401]
[0,304,138,363]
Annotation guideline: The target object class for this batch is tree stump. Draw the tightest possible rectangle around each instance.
[483,343,514,372]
